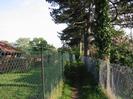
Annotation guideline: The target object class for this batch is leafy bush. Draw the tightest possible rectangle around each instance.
[63,61,108,99]
[110,42,133,67]
[64,62,87,83]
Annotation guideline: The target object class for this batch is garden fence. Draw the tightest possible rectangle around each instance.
[84,57,133,99]
[99,61,133,99]
[0,50,69,99]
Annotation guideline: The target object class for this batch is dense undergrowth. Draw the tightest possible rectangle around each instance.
[60,62,108,99]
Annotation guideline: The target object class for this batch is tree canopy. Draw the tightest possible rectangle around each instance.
[47,0,133,62]
[15,37,56,53]
[15,38,30,52]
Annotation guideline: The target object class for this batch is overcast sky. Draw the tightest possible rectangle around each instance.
[0,0,67,48]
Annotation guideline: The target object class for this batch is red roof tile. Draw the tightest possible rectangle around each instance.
[0,41,20,53]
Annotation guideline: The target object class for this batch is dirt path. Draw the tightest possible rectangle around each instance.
[71,86,79,99]
[71,76,80,99]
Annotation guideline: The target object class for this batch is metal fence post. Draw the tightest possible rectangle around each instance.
[41,46,45,99]
[61,51,64,80]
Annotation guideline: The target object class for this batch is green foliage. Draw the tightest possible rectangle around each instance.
[47,0,133,59]
[29,37,48,51]
[48,0,91,48]
[109,29,133,67]
[15,37,56,55]
[15,38,30,52]
[71,46,80,62]
[111,28,125,37]
[78,72,108,99]
[59,25,82,47]
[29,37,57,53]
[59,82,72,99]
[62,61,108,99]
[114,0,133,28]
[47,0,133,68]
[110,40,133,67]
[94,0,112,59]
[64,61,86,82]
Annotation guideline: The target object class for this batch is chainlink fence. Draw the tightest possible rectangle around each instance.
[84,57,133,99]
[99,62,133,99]
[0,50,69,99]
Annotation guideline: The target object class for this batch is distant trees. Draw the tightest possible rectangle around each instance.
[15,37,56,53]
[29,38,48,51]
[15,38,30,52]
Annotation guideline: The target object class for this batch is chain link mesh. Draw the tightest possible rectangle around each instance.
[110,64,133,99]
[84,57,133,99]
[99,61,133,99]
[0,50,69,99]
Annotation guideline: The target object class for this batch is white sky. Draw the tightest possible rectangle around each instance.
[0,0,67,48]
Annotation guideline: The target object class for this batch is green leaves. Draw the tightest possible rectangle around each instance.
[15,37,56,54]
[29,38,48,51]
[48,0,91,48]
[15,38,30,52]
[110,36,133,67]
[94,0,112,59]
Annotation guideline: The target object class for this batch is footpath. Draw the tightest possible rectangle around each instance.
[60,62,108,99]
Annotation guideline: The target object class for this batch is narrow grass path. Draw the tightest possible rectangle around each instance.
[78,73,108,99]
[61,73,108,99]
[71,86,79,99]
[60,62,108,99]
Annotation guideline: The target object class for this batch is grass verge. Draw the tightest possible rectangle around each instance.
[59,80,72,99]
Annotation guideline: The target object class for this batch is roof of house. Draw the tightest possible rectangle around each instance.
[0,41,20,54]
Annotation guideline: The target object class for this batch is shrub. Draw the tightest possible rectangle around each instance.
[64,62,88,83]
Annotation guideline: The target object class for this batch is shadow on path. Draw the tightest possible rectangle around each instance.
[63,62,108,99]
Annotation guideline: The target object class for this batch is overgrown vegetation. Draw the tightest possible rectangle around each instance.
[46,0,133,67]
[110,29,133,67]
[61,62,108,99]
[59,82,72,99]
[94,0,112,59]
